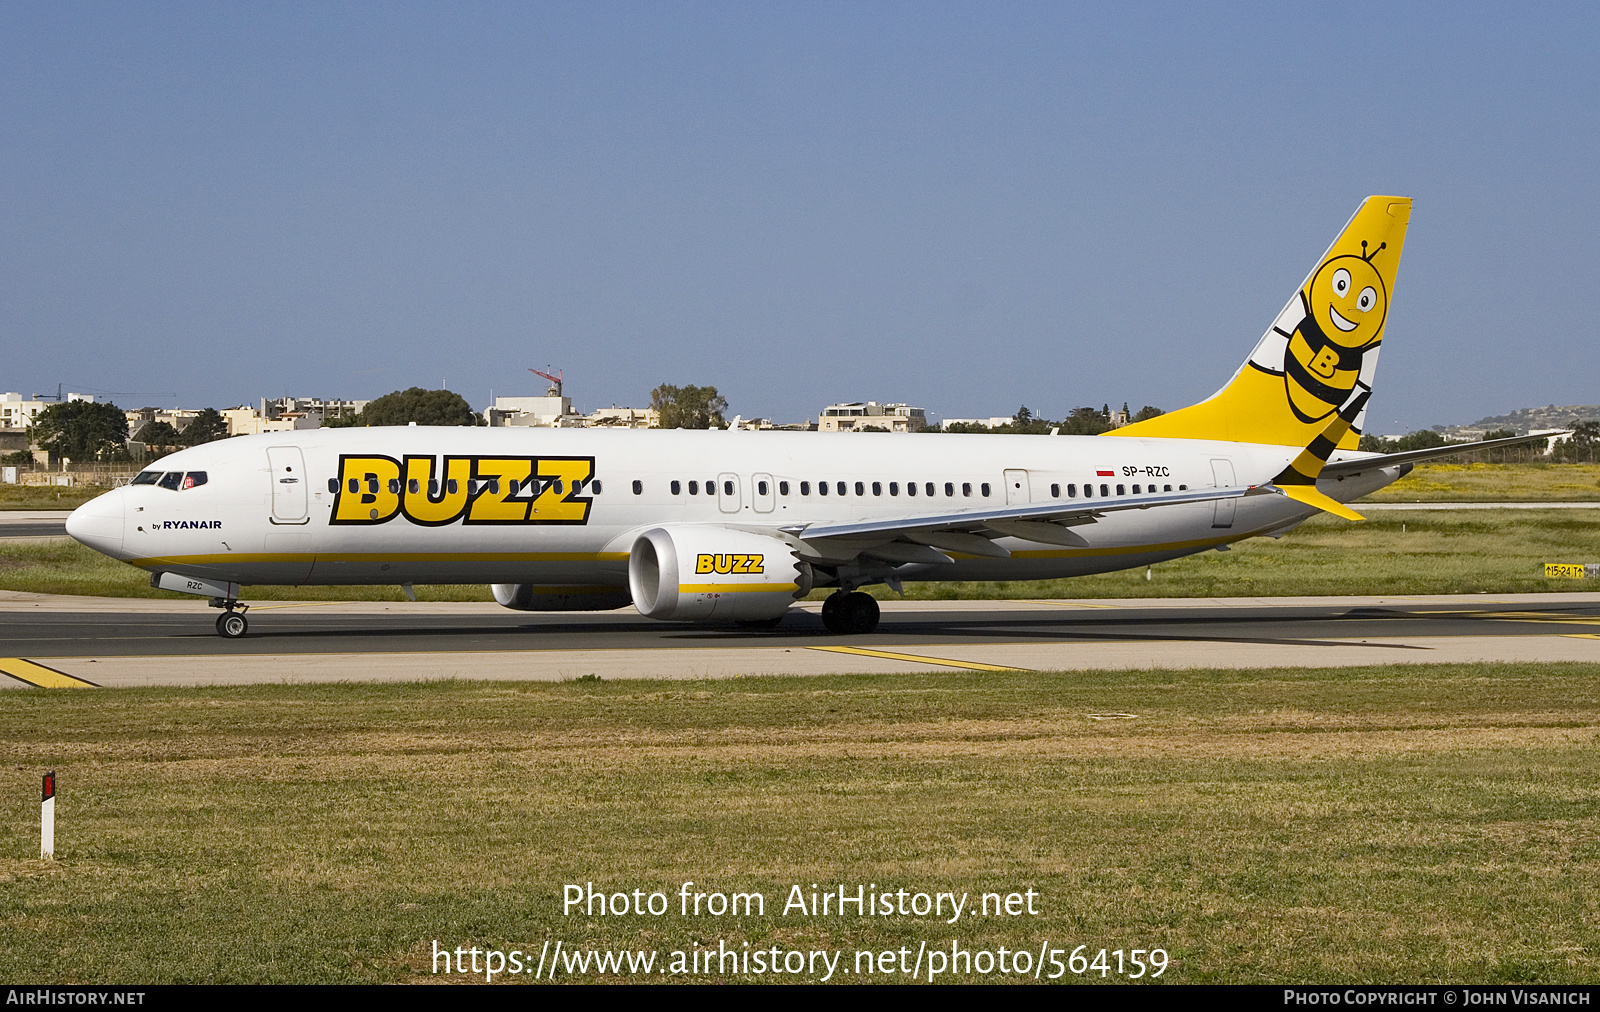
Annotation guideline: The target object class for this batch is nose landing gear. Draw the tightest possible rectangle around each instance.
[821,591,880,634]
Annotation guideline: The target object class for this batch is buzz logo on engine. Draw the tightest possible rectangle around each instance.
[694,553,765,575]
[329,454,595,526]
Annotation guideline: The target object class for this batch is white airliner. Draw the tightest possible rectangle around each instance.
[65,196,1543,638]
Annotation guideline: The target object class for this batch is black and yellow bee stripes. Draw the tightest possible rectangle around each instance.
[330,454,595,526]
[1108,196,1410,451]
[1267,391,1371,522]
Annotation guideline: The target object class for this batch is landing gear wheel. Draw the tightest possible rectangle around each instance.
[216,612,248,639]
[821,591,879,634]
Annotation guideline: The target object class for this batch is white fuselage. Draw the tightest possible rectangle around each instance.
[65,427,1402,593]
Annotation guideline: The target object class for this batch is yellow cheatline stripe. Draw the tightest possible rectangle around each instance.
[0,658,97,688]
[809,645,1029,672]
[678,582,798,594]
[128,551,632,566]
[1564,634,1600,640]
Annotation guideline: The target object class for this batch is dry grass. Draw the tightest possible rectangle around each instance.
[0,665,1596,983]
[1368,463,1600,501]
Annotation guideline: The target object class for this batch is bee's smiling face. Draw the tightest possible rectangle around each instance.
[1310,255,1387,347]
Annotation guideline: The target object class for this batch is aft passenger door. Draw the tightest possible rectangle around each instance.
[267,447,309,524]
[1210,458,1236,529]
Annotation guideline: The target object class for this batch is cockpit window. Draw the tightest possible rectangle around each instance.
[182,472,207,490]
[157,472,183,490]
[131,471,161,485]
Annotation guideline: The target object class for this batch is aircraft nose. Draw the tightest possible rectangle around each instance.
[66,487,126,557]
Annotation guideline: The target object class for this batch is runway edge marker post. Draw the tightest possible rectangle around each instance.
[41,770,55,860]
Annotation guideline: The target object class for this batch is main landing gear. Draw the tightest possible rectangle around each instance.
[210,598,250,639]
[821,591,880,635]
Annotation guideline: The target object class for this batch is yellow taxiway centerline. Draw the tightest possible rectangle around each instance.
[808,646,1030,672]
[0,658,98,688]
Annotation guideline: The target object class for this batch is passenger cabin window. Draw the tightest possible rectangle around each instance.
[389,478,401,495]
[981,482,991,497]
[757,480,769,496]
[409,478,420,494]
[447,479,459,495]
[327,478,338,493]
[925,482,935,497]
[1100,484,1109,496]
[132,471,161,486]
[1068,483,1077,496]
[157,472,183,491]
[592,480,603,494]
[836,482,846,496]
[907,482,916,496]
[818,481,828,496]
[1132,484,1140,494]
[945,482,954,496]
[723,480,734,496]
[688,480,699,495]
[182,472,207,489]
[1051,483,1060,497]
[778,481,789,495]
[854,482,864,496]
[1163,484,1172,492]
[671,480,681,495]
[633,480,643,495]
[872,482,882,496]
[800,481,810,495]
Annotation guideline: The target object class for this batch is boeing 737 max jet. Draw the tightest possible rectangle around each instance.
[65,196,1548,637]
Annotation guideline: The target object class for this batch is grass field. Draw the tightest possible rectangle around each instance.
[1368,463,1600,501]
[3,508,1596,602]
[0,484,104,511]
[1,665,1596,984]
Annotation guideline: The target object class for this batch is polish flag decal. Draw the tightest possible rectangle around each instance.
[1096,470,1114,476]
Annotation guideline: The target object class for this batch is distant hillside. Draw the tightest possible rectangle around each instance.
[1467,404,1600,434]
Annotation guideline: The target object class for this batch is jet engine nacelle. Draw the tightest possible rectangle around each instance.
[628,526,812,622]
[491,584,634,611]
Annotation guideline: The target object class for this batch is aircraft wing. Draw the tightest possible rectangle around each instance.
[790,485,1272,560]
[1321,431,1565,477]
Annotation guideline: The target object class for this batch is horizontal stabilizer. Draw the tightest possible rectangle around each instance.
[1322,430,1568,477]
[1275,484,1365,522]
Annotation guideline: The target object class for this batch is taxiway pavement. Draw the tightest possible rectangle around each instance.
[3,591,1598,688]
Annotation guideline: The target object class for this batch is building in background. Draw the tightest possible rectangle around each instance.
[124,407,204,441]
[817,401,926,433]
[223,396,369,436]
[1,392,96,431]
[938,416,1016,430]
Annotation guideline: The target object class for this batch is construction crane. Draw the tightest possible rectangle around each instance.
[528,367,563,398]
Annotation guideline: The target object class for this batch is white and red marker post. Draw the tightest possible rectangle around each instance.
[41,770,55,860]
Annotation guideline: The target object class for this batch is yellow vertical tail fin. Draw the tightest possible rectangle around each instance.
[1109,196,1411,449]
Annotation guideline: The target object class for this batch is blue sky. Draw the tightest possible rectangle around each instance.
[2,3,1595,432]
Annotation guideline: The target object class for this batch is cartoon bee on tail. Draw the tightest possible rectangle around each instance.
[1261,240,1389,425]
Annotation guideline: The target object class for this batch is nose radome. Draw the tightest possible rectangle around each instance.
[66,487,126,557]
